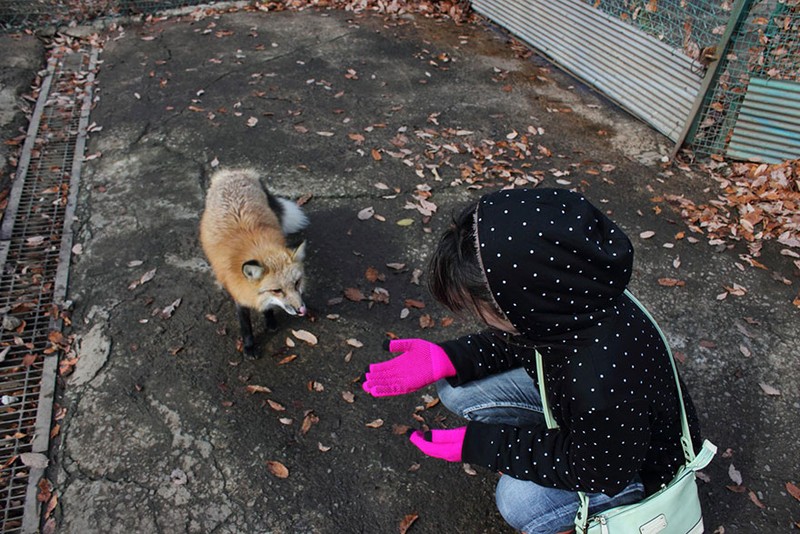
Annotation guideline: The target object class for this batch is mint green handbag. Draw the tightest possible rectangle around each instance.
[535,291,716,534]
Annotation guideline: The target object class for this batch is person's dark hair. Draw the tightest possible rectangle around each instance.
[427,201,495,317]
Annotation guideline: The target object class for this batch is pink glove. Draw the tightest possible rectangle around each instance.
[408,427,467,462]
[362,338,456,397]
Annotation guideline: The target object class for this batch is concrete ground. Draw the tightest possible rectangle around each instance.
[1,5,799,533]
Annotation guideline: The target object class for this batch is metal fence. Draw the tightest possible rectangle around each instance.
[584,0,800,162]
[690,0,800,159]
[588,0,730,57]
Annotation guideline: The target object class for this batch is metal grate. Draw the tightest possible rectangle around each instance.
[0,41,97,533]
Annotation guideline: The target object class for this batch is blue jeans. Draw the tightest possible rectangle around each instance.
[436,367,645,534]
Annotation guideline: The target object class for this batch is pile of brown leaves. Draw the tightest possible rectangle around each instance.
[253,0,474,23]
[666,159,800,263]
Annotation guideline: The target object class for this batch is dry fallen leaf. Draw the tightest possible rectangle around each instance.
[728,464,743,486]
[786,481,800,502]
[342,391,355,403]
[404,299,425,309]
[278,354,297,365]
[640,230,656,239]
[346,338,363,348]
[748,490,766,509]
[160,298,182,319]
[366,418,384,428]
[344,287,366,302]
[300,411,319,435]
[267,399,285,411]
[392,424,411,435]
[758,382,780,396]
[724,283,747,296]
[399,513,419,534]
[365,266,383,283]
[266,460,289,479]
[292,329,318,346]
[357,206,375,220]
[419,314,435,329]
[128,268,157,290]
[246,385,272,394]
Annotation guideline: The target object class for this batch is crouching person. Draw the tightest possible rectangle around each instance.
[363,188,701,534]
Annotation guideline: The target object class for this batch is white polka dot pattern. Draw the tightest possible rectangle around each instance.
[440,189,701,496]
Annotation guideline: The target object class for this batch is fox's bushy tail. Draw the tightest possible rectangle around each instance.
[276,197,309,235]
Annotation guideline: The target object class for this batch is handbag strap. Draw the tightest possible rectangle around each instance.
[533,290,702,532]
[623,289,696,463]
[535,342,558,430]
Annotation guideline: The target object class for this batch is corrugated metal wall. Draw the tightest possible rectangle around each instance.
[470,0,704,141]
[727,78,800,163]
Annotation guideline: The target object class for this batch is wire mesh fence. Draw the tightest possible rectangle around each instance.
[584,0,799,159]
[691,0,800,156]
[585,0,732,58]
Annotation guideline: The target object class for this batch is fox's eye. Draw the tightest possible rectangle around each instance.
[270,289,284,296]
[295,278,302,290]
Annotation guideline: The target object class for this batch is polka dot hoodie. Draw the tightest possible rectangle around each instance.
[439,188,701,496]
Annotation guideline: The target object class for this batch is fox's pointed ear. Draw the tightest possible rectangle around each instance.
[242,260,265,280]
[292,241,307,262]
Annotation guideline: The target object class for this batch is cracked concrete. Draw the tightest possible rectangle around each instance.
[69,322,111,387]
[0,33,42,188]
[1,6,798,533]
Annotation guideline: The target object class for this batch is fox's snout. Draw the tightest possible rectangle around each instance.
[269,299,306,317]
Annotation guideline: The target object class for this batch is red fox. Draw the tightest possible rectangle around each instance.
[200,168,309,358]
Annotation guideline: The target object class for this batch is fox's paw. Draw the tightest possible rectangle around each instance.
[242,336,257,359]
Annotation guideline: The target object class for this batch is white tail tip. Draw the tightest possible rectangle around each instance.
[277,197,309,234]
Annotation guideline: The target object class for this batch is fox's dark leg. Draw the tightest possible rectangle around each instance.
[264,309,278,331]
[237,304,256,358]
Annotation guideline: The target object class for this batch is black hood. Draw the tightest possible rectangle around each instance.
[475,188,633,343]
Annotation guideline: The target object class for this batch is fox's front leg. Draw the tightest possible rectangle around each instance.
[237,304,256,358]
[264,309,277,331]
